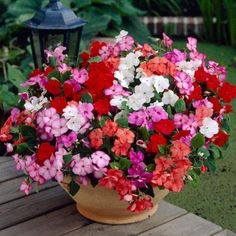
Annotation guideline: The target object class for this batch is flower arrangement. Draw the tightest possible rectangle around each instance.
[1,31,236,213]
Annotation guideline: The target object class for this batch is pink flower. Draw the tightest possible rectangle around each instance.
[165,49,186,63]
[91,151,110,168]
[72,157,93,176]
[104,81,130,96]
[99,44,112,60]
[182,114,198,135]
[162,33,173,48]
[78,102,94,120]
[93,166,108,179]
[174,113,189,128]
[71,68,88,84]
[13,154,25,170]
[174,71,194,95]
[45,45,66,66]
[195,106,213,126]
[51,118,68,137]
[186,37,197,52]
[118,35,134,51]
[10,108,20,122]
[170,140,191,159]
[39,160,57,180]
[20,180,32,195]
[5,143,13,153]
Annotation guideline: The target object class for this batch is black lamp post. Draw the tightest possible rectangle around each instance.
[25,0,86,68]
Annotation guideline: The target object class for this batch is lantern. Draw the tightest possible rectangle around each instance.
[25,0,86,68]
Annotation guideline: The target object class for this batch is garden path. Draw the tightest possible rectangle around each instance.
[0,156,235,236]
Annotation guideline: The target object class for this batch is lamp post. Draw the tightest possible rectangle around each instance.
[25,0,86,68]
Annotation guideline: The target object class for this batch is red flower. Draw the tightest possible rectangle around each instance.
[99,169,123,189]
[63,83,74,99]
[224,104,233,113]
[194,66,209,83]
[51,96,67,114]
[127,197,153,213]
[90,41,106,57]
[200,165,208,173]
[85,62,114,101]
[147,134,167,153]
[209,97,222,113]
[29,68,43,78]
[218,82,236,103]
[212,130,229,147]
[80,52,90,67]
[45,79,61,96]
[36,142,55,165]
[94,97,111,115]
[188,82,202,101]
[44,66,54,76]
[206,75,220,91]
[154,119,175,135]
[172,130,190,140]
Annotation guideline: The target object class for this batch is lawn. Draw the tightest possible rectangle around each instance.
[166,41,236,232]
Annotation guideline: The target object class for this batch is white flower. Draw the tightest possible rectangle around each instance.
[24,95,48,112]
[127,93,146,111]
[63,105,78,120]
[139,76,153,86]
[150,101,164,107]
[66,115,86,132]
[177,60,202,78]
[110,96,127,109]
[114,70,133,88]
[115,30,128,43]
[162,90,179,106]
[119,51,142,69]
[136,67,145,79]
[153,75,170,93]
[135,83,154,103]
[200,117,219,138]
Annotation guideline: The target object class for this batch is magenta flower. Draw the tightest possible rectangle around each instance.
[174,71,194,95]
[165,49,187,63]
[162,32,173,48]
[174,113,189,128]
[58,132,77,148]
[186,37,197,52]
[147,106,168,123]
[91,151,110,168]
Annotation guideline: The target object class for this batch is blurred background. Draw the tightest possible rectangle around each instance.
[0,0,235,232]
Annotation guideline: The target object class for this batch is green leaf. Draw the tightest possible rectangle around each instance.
[110,161,120,169]
[119,158,131,170]
[191,133,205,149]
[7,64,26,92]
[139,127,150,141]
[80,93,93,103]
[188,170,200,188]
[47,70,61,80]
[158,145,168,155]
[75,0,91,8]
[99,116,110,127]
[146,164,155,172]
[174,99,186,113]
[205,155,216,172]
[0,85,19,111]
[197,147,210,158]
[209,144,222,159]
[221,117,230,133]
[63,154,72,165]
[61,71,71,82]
[116,118,128,128]
[49,57,57,67]
[89,56,102,63]
[19,125,36,142]
[16,143,28,154]
[166,105,173,119]
[68,179,80,196]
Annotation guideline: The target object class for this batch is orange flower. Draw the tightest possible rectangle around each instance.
[115,128,135,144]
[89,128,103,149]
[170,140,191,159]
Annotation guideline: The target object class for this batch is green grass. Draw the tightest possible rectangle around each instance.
[166,41,236,232]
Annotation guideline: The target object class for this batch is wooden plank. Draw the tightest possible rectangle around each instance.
[0,177,57,205]
[0,186,73,230]
[138,213,222,236]
[63,201,187,236]
[0,205,90,236]
[0,159,23,183]
[0,156,12,164]
[213,230,236,236]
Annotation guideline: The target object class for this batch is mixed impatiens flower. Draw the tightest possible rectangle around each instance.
[1,31,236,213]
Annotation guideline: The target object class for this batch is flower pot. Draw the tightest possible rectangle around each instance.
[60,177,169,224]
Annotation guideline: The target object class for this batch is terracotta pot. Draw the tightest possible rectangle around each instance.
[60,177,169,224]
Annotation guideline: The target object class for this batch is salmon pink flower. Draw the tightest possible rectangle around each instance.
[102,120,118,137]
[171,140,191,159]
[89,128,104,149]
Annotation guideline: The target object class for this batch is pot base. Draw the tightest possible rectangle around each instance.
[76,203,159,224]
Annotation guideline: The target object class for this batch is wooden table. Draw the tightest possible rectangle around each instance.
[0,156,235,236]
